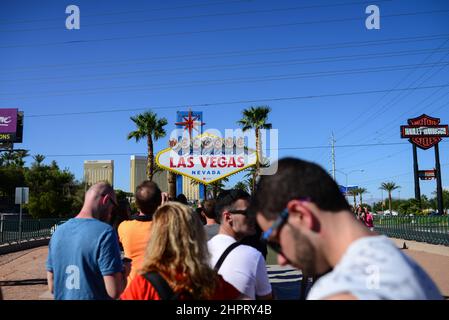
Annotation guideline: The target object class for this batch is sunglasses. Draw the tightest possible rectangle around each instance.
[103,193,118,208]
[261,198,311,255]
[228,209,249,216]
[261,208,289,254]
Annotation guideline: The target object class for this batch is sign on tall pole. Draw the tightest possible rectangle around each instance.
[401,114,448,214]
[15,187,29,243]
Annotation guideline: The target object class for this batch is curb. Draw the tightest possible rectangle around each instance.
[0,238,50,255]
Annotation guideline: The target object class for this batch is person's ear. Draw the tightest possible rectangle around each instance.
[223,211,233,225]
[286,200,321,233]
[101,194,108,206]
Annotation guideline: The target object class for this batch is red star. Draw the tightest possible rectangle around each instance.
[175,109,205,139]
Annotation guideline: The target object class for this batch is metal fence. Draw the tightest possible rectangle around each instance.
[0,218,66,246]
[374,216,449,246]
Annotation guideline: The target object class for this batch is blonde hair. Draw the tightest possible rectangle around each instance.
[140,201,217,299]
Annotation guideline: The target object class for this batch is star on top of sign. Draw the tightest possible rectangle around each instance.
[175,109,205,139]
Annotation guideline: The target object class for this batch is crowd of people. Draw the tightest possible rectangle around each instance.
[352,205,374,231]
[45,157,443,300]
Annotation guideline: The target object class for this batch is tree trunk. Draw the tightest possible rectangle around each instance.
[147,134,154,181]
[388,192,392,212]
[359,193,363,206]
[253,129,260,194]
[168,172,176,199]
[202,183,207,200]
[213,184,218,199]
[353,194,356,209]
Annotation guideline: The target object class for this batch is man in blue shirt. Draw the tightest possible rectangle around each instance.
[46,182,129,300]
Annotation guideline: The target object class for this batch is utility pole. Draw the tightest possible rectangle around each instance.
[331,132,336,181]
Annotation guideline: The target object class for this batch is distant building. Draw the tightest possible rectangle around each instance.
[83,160,114,187]
[130,155,168,194]
[129,155,201,201]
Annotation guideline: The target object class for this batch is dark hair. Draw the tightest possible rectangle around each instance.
[135,180,162,216]
[175,193,188,205]
[215,189,251,223]
[250,157,350,220]
[110,199,131,230]
[201,199,217,221]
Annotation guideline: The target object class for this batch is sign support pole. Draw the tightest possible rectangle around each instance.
[19,203,22,244]
[412,144,421,208]
[434,144,444,215]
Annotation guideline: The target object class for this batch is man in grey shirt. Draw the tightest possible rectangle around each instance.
[199,199,220,240]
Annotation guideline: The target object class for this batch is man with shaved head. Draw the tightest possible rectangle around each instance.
[46,182,129,300]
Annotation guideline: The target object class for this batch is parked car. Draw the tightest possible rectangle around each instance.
[382,210,399,216]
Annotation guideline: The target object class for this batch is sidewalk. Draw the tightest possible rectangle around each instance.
[0,241,448,300]
[390,238,449,298]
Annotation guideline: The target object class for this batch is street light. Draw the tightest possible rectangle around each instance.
[334,169,364,191]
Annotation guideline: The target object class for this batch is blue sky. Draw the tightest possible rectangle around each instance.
[1,0,448,203]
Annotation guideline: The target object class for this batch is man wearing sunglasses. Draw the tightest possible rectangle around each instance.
[208,189,272,300]
[251,158,442,300]
[47,182,130,300]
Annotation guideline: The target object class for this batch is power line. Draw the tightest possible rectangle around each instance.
[5,47,449,84]
[23,83,449,118]
[333,38,449,145]
[0,0,394,33]
[2,9,449,49]
[0,0,254,25]
[31,141,449,158]
[4,33,448,73]
[329,39,449,161]
[2,62,449,99]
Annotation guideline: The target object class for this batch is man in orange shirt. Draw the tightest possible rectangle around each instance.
[118,180,166,285]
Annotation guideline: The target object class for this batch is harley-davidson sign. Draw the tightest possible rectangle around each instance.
[400,114,449,150]
[418,169,436,180]
[156,132,257,184]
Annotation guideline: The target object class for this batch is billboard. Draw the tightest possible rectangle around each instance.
[157,132,257,184]
[0,109,23,143]
[0,109,17,133]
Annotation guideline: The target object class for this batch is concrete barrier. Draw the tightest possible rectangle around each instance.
[0,238,50,255]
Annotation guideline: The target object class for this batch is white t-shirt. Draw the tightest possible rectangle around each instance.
[307,235,442,300]
[208,234,272,299]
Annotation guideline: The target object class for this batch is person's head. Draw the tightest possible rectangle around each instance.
[175,193,188,205]
[110,199,131,228]
[216,189,254,240]
[250,157,351,276]
[140,202,216,299]
[81,182,117,223]
[135,180,162,217]
[201,199,218,223]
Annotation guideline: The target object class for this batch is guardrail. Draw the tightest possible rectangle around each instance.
[0,218,66,246]
[374,216,449,246]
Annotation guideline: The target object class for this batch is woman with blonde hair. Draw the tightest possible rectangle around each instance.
[120,201,241,300]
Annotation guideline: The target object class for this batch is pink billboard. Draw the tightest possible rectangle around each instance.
[0,108,18,133]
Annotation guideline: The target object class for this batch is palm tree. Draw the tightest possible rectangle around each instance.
[191,177,229,199]
[380,182,400,213]
[237,106,272,193]
[0,150,29,167]
[127,111,167,181]
[347,189,359,209]
[357,187,368,206]
[234,181,249,193]
[33,154,45,167]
